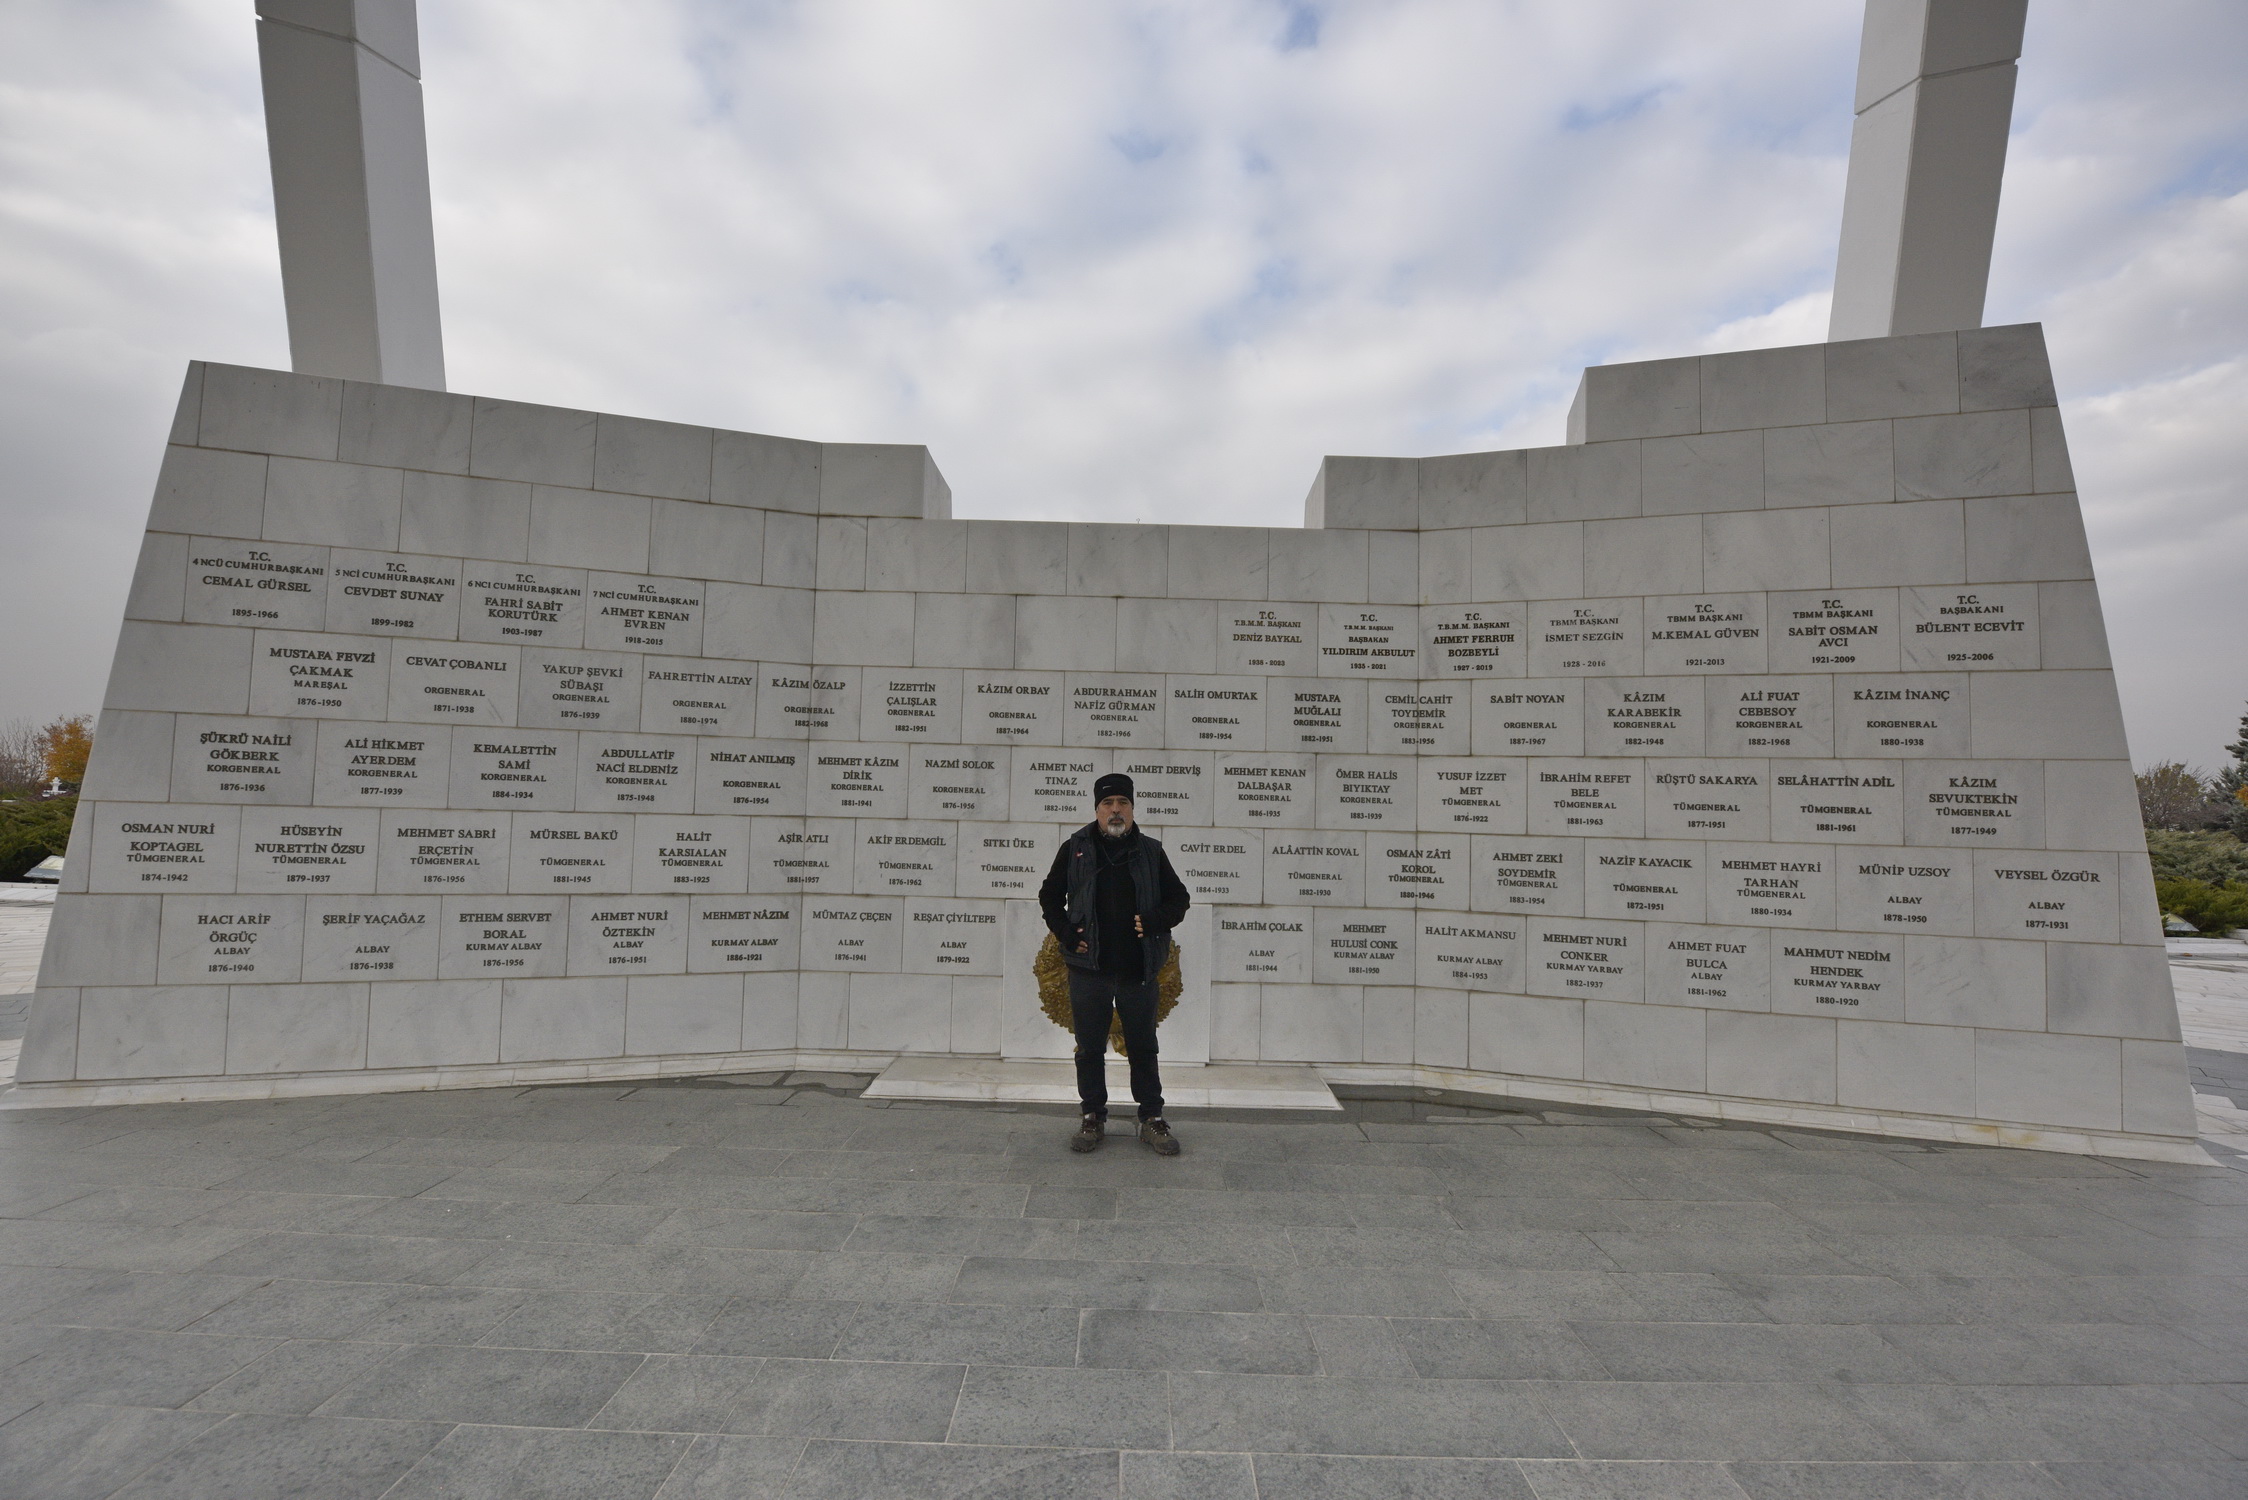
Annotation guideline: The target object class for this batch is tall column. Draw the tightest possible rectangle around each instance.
[1828,0,2027,341]
[256,0,446,389]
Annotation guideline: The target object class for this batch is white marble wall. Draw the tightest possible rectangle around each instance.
[23,330,2194,1146]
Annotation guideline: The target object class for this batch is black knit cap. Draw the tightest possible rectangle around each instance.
[1093,772,1134,804]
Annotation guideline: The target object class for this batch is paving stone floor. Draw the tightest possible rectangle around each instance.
[0,1075,2244,1499]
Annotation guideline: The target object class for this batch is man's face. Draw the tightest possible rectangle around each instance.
[1097,795,1135,837]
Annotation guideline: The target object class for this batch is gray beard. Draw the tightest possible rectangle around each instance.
[1099,822,1129,840]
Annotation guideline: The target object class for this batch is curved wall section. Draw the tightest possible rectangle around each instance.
[20,329,2198,1158]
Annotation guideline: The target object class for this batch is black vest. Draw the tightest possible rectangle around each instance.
[1059,823,1172,976]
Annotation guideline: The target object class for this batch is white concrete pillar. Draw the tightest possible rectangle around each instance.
[1829,0,2027,341]
[256,0,446,389]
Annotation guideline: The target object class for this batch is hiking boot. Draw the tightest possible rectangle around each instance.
[1138,1117,1182,1156]
[1069,1115,1105,1153]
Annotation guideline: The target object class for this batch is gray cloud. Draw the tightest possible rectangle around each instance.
[1,0,2242,768]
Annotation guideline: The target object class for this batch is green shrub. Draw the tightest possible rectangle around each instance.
[2155,876,2248,935]
[2146,828,2248,886]
[0,796,73,881]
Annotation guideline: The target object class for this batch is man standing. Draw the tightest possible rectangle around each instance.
[1038,772,1191,1155]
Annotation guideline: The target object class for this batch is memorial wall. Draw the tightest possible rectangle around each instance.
[20,323,2199,1156]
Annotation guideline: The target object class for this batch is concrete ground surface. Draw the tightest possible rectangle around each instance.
[0,1074,2244,1499]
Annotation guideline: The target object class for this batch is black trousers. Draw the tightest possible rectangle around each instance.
[1067,967,1164,1122]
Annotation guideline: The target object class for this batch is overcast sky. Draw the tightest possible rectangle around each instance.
[2,1,2242,771]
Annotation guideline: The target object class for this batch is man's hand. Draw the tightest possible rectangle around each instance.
[1074,930,1090,954]
[1134,915,1144,936]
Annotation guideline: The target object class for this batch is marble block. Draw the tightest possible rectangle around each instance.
[519,649,642,733]
[498,977,627,1063]
[1527,759,1644,839]
[1837,1018,1973,1117]
[853,820,958,899]
[239,806,379,894]
[302,895,438,982]
[632,814,749,896]
[1706,1010,1836,1104]
[1263,833,1365,907]
[902,898,1004,977]
[1705,842,1838,929]
[576,732,695,813]
[1215,753,1316,829]
[800,896,905,973]
[439,895,568,980]
[1586,998,1705,1090]
[1835,675,1971,759]
[1585,839,1707,924]
[1166,676,1265,752]
[400,474,529,564]
[157,894,305,986]
[807,744,909,819]
[1269,678,1368,755]
[1119,753,1213,827]
[956,824,1062,901]
[510,812,634,893]
[701,742,818,814]
[340,380,471,475]
[368,980,502,1069]
[171,715,316,806]
[1525,917,1644,1002]
[1903,759,2046,849]
[746,818,853,895]
[530,488,649,574]
[76,985,230,1080]
[457,562,587,648]
[1420,603,1526,680]
[1217,602,1316,676]
[1010,749,1105,823]
[1216,907,1311,984]
[1644,759,1769,842]
[626,974,743,1056]
[1768,588,1900,674]
[1316,755,1415,831]
[1645,923,1770,1012]
[1417,758,1525,834]
[1467,992,1584,1079]
[1472,680,1584,758]
[226,983,369,1073]
[1769,761,1903,846]
[757,666,859,741]
[324,551,462,638]
[1368,834,1469,911]
[379,810,510,894]
[909,746,1006,822]
[1177,827,1267,908]
[1835,847,1974,939]
[1413,912,1518,992]
[449,727,573,812]
[1528,599,1643,678]
[569,895,689,977]
[1472,835,1584,918]
[1587,678,1704,758]
[389,643,519,726]
[1773,932,1903,1022]
[150,446,267,539]
[1643,595,1767,677]
[89,804,241,895]
[689,896,798,977]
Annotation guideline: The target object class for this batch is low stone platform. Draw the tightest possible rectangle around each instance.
[0,1072,2243,1497]
[863,1059,1342,1112]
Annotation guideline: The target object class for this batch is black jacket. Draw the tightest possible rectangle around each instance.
[1039,823,1192,977]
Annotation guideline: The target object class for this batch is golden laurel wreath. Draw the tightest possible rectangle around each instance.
[1034,933,1183,1055]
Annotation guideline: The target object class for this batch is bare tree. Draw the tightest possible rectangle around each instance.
[2137,761,2217,831]
[0,719,44,798]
